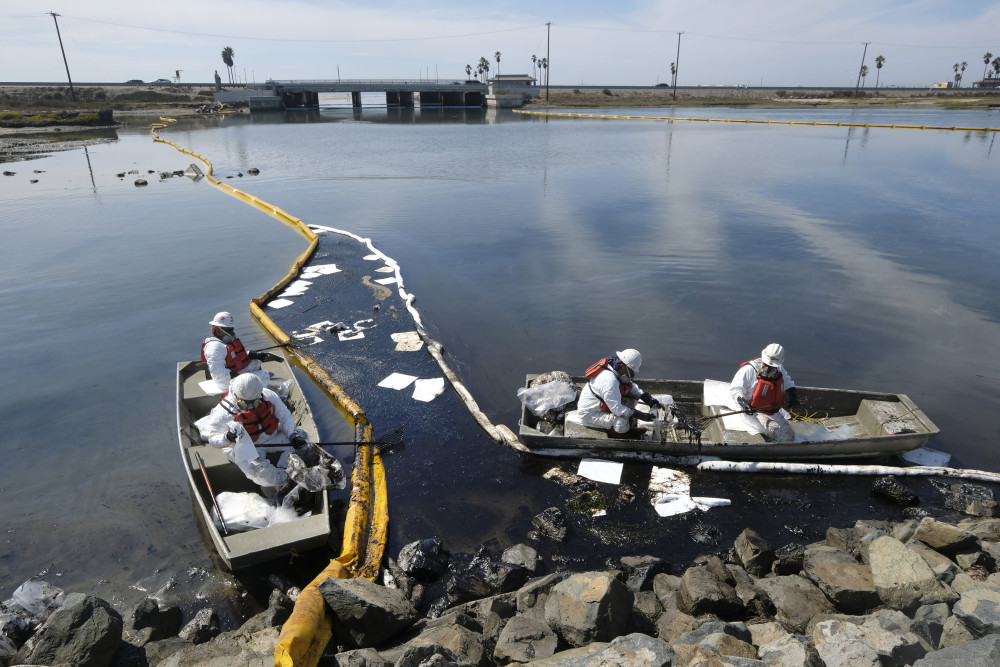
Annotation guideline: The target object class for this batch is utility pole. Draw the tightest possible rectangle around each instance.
[855,42,869,97]
[672,32,683,101]
[48,12,76,102]
[545,22,551,101]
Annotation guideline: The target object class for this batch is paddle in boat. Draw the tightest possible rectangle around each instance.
[176,355,331,570]
[517,374,939,462]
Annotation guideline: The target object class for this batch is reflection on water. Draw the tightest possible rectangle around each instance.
[1,106,998,601]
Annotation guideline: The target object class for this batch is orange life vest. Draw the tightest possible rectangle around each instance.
[585,356,632,412]
[741,358,785,415]
[221,395,280,442]
[201,336,251,373]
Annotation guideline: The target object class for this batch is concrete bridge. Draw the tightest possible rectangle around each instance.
[245,79,490,110]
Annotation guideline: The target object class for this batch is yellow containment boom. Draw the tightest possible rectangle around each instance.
[150,122,389,667]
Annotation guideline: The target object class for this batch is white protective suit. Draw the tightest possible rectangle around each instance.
[194,387,297,488]
[577,366,644,434]
[729,360,796,442]
[202,337,269,394]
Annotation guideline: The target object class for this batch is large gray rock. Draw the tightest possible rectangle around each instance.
[651,572,681,609]
[541,633,674,667]
[913,518,978,554]
[411,622,489,666]
[802,544,880,614]
[675,620,753,646]
[502,544,541,575]
[734,528,776,578]
[128,597,182,638]
[945,483,1000,518]
[754,575,835,634]
[654,605,700,643]
[178,607,220,644]
[318,575,419,648]
[543,571,633,647]
[394,642,471,667]
[398,538,450,579]
[13,593,122,667]
[867,535,958,613]
[493,615,557,663]
[913,634,1000,665]
[239,588,294,634]
[907,541,962,584]
[333,647,391,667]
[516,573,567,620]
[812,620,880,667]
[675,631,758,663]
[757,633,822,667]
[952,587,1000,637]
[630,590,663,635]
[153,626,281,667]
[678,564,744,620]
[938,614,975,648]
[619,555,670,592]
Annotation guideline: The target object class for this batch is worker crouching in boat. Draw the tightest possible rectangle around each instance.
[729,343,800,442]
[195,374,343,500]
[577,348,662,437]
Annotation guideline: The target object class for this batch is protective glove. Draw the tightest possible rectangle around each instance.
[633,410,655,422]
[785,386,800,407]
[225,426,239,443]
[248,350,266,361]
[640,392,662,410]
[737,396,756,415]
[289,432,308,449]
[262,352,283,363]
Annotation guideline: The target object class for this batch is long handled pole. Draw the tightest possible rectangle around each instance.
[195,452,230,541]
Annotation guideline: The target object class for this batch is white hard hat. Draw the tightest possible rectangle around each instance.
[230,373,264,401]
[761,343,785,367]
[616,348,642,373]
[209,311,235,328]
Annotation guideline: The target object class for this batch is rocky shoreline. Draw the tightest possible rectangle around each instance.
[5,510,1000,666]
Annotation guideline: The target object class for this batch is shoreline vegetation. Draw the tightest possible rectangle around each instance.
[3,84,997,163]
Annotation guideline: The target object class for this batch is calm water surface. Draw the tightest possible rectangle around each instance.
[1,104,998,608]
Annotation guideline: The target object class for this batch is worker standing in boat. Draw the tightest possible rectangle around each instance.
[729,343,800,442]
[577,349,662,437]
[201,311,280,393]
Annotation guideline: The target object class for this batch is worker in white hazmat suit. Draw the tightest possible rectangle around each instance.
[195,374,345,496]
[729,343,799,442]
[195,374,303,491]
[200,311,280,393]
[577,349,663,436]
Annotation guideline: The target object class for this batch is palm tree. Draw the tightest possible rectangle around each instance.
[953,63,960,87]
[494,51,501,79]
[479,56,490,83]
[465,64,472,80]
[221,46,235,84]
[960,61,968,87]
[993,57,1000,80]
[860,65,869,87]
[874,55,885,89]
[531,54,537,82]
[984,52,994,81]
[539,57,548,88]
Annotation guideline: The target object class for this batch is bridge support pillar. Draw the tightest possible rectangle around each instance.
[387,91,414,108]
[351,91,362,108]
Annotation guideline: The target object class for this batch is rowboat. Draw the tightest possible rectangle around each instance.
[517,375,939,462]
[177,357,329,570]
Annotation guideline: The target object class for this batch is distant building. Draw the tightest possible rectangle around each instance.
[930,82,952,89]
[972,78,1000,89]
[490,74,537,87]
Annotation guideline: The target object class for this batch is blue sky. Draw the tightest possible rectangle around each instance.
[3,1,998,87]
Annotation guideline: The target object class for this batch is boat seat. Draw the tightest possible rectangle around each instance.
[564,420,610,440]
[858,399,920,435]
